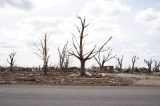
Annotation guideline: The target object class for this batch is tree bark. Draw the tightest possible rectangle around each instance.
[131,62,135,73]
[43,64,47,75]
[33,33,50,75]
[80,60,85,76]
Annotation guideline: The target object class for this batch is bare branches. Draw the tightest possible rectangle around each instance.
[153,60,160,72]
[144,59,153,73]
[98,37,112,52]
[117,55,123,72]
[94,52,102,67]
[104,49,116,62]
[131,55,139,72]
[94,48,116,70]
[70,16,112,76]
[64,54,70,69]
[33,33,50,75]
[84,45,96,61]
[77,16,89,28]
[7,51,16,71]
[58,41,70,70]
[72,36,80,56]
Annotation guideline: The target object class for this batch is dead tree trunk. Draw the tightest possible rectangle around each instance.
[58,41,70,72]
[131,55,139,73]
[64,55,70,69]
[144,59,153,73]
[7,51,16,71]
[153,60,160,72]
[34,33,50,75]
[70,16,112,76]
[80,60,86,76]
[117,55,123,72]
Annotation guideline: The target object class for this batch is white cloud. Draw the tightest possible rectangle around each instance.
[135,8,160,34]
[79,0,130,21]
[135,43,148,48]
[78,0,131,44]
[18,16,64,34]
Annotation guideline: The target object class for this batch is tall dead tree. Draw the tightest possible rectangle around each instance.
[144,59,153,73]
[94,48,116,70]
[131,55,139,72]
[153,60,160,72]
[70,16,112,76]
[64,55,70,69]
[34,33,50,75]
[7,51,16,71]
[117,55,123,72]
[58,41,70,70]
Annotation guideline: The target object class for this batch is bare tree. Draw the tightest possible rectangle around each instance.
[131,55,139,72]
[64,54,70,69]
[94,48,116,71]
[144,59,153,73]
[153,60,160,72]
[117,55,123,72]
[33,33,50,75]
[7,51,16,71]
[58,41,70,71]
[70,16,112,76]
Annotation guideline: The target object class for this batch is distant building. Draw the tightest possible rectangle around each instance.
[93,66,114,73]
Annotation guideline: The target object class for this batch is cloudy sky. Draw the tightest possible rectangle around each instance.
[0,0,160,68]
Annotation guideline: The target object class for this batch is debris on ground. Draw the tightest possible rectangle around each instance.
[0,70,133,86]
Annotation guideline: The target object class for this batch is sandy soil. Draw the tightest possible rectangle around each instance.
[116,73,160,86]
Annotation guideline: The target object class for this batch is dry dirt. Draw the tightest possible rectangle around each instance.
[0,70,160,86]
[134,80,160,86]
[0,70,133,86]
[115,73,160,86]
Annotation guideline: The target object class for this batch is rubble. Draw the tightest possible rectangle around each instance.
[0,70,133,86]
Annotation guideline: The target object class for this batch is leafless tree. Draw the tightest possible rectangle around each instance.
[94,48,116,71]
[7,51,16,71]
[58,41,70,71]
[33,33,50,75]
[131,55,139,72]
[153,60,160,72]
[117,55,123,72]
[64,55,70,69]
[70,16,112,76]
[144,59,153,73]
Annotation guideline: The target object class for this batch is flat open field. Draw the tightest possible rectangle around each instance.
[0,70,133,86]
[0,70,160,86]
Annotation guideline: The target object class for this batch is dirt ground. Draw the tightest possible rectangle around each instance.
[0,70,132,86]
[0,70,160,86]
[115,73,160,86]
[135,80,160,86]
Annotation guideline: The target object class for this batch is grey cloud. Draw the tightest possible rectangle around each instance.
[0,0,33,10]
[20,16,65,35]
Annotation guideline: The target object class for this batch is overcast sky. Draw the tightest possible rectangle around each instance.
[0,0,160,68]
